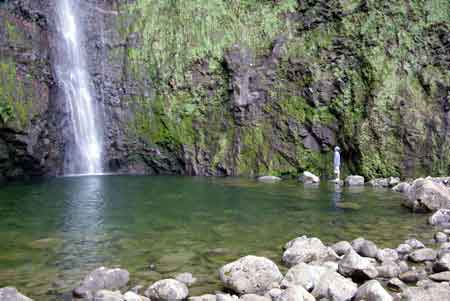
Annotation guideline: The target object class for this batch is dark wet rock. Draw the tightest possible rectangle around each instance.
[311,271,357,301]
[0,287,33,301]
[399,271,420,284]
[282,236,338,267]
[408,248,437,262]
[429,271,450,282]
[281,263,330,291]
[219,256,282,295]
[144,279,189,301]
[401,283,450,301]
[387,278,407,292]
[344,175,365,186]
[73,267,130,299]
[359,240,379,258]
[354,280,393,301]
[331,241,352,256]
[405,179,450,212]
[298,171,320,184]
[175,273,197,287]
[429,209,450,226]
[257,176,281,183]
[377,248,399,263]
[338,249,378,281]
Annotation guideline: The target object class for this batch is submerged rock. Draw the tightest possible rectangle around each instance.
[257,176,281,183]
[219,256,282,294]
[0,287,33,301]
[144,279,189,301]
[335,202,361,210]
[298,171,320,184]
[344,175,365,186]
[73,267,130,299]
[404,179,450,212]
[282,236,338,267]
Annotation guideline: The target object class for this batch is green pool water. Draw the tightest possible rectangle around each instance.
[0,175,432,300]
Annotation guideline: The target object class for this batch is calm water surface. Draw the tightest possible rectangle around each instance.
[0,175,432,300]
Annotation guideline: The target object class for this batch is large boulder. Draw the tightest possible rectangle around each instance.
[145,279,189,301]
[311,271,357,301]
[0,287,33,301]
[298,171,320,184]
[338,249,378,281]
[408,248,437,262]
[73,267,130,299]
[281,263,330,291]
[282,236,338,267]
[392,182,411,193]
[354,280,393,301]
[401,283,450,301]
[404,179,450,212]
[429,209,450,226]
[219,256,282,295]
[345,175,365,186]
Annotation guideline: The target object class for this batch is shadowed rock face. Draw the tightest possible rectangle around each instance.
[1,0,450,179]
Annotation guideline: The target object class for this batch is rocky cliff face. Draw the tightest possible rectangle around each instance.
[0,0,449,180]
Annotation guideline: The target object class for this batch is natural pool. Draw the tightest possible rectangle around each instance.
[0,175,433,300]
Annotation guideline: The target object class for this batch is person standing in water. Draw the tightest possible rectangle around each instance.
[334,146,341,181]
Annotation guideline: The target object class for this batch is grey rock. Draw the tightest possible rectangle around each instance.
[429,209,450,226]
[124,291,150,301]
[401,283,450,300]
[387,278,407,292]
[435,232,448,243]
[429,271,450,282]
[433,252,450,272]
[94,290,124,301]
[354,280,393,301]
[404,179,450,212]
[239,294,271,301]
[377,261,401,278]
[351,237,366,253]
[398,261,409,273]
[188,295,217,301]
[0,287,33,301]
[408,248,437,262]
[359,240,379,258]
[219,255,282,294]
[399,271,420,284]
[331,241,352,256]
[216,294,239,301]
[257,176,282,183]
[299,171,320,184]
[344,175,365,186]
[396,244,412,257]
[404,239,425,250]
[376,249,399,263]
[73,267,130,299]
[281,263,330,291]
[282,236,338,267]
[144,279,189,301]
[267,289,283,300]
[175,273,197,287]
[311,271,357,301]
[275,286,315,301]
[338,249,378,281]
[392,182,411,193]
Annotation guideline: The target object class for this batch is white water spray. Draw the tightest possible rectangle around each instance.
[54,0,102,174]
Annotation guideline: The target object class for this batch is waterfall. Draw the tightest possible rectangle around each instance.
[54,0,103,174]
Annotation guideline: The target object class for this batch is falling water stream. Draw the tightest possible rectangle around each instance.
[54,0,102,174]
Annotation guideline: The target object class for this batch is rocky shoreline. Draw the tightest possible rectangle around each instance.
[3,176,450,301]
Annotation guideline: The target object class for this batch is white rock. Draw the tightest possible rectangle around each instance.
[354,280,393,301]
[145,279,189,301]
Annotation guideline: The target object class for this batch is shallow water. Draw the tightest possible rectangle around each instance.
[0,175,432,300]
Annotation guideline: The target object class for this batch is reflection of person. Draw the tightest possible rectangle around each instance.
[333,146,341,181]
[332,184,342,209]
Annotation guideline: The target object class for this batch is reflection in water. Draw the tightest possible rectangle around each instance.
[332,183,342,210]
